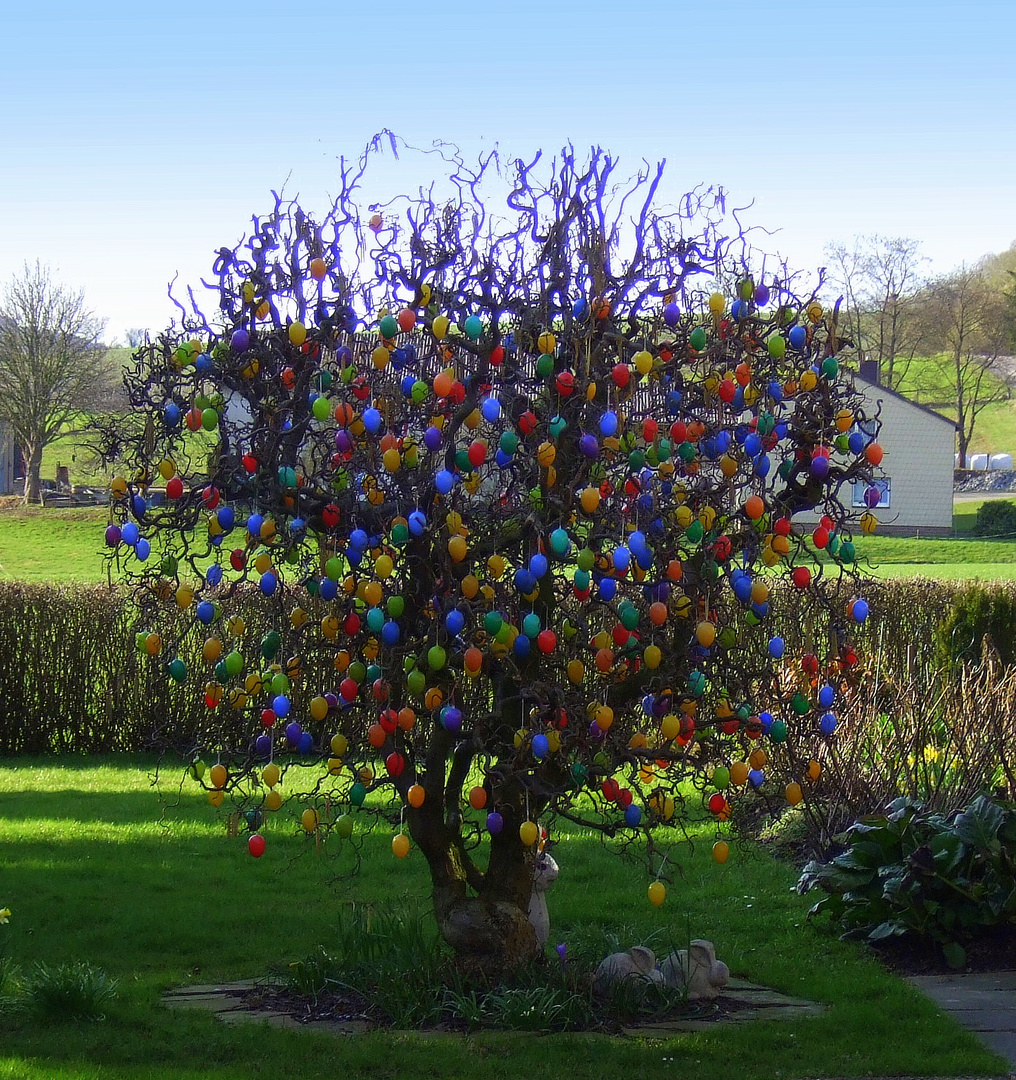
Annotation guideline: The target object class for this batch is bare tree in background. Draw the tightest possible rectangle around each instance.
[0,262,113,502]
[824,235,926,389]
[922,266,1011,465]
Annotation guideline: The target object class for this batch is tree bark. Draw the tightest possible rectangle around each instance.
[23,443,42,504]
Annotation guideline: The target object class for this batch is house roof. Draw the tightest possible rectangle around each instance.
[854,373,958,429]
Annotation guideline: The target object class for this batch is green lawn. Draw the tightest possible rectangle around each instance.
[0,757,1003,1079]
[0,508,110,584]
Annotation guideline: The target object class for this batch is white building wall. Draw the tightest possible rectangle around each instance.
[796,377,955,536]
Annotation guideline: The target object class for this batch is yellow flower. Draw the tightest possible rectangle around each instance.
[0,908,10,924]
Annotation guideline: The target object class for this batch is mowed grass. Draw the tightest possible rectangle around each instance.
[0,508,110,584]
[2,500,1016,586]
[0,757,1005,1080]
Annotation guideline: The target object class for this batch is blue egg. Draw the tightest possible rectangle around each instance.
[435,469,454,494]
[135,538,150,561]
[121,521,140,546]
[197,600,215,624]
[260,571,277,595]
[529,553,549,578]
[754,455,771,478]
[349,529,369,551]
[289,517,305,535]
[733,576,753,604]
[818,685,835,708]
[820,712,837,735]
[217,506,234,531]
[163,402,181,428]
[573,298,589,319]
[400,373,415,393]
[132,494,148,519]
[852,599,869,622]
[599,578,617,601]
[363,407,382,434]
[513,634,531,658]
[768,636,785,658]
[788,325,807,350]
[532,733,549,759]
[482,397,501,422]
[768,380,783,402]
[848,431,865,455]
[273,695,291,718]
[408,510,427,536]
[381,621,400,646]
[744,433,762,457]
[320,578,338,601]
[495,449,513,468]
[205,564,223,586]
[625,803,642,827]
[445,610,466,634]
[515,568,537,593]
[522,613,541,638]
[247,513,264,536]
[599,411,619,437]
[748,768,764,789]
[298,731,314,755]
[759,711,773,733]
[612,546,630,572]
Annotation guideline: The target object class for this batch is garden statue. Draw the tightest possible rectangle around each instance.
[660,939,730,1000]
[593,945,664,996]
[527,846,559,949]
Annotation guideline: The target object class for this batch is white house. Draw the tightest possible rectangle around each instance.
[0,422,16,496]
[796,360,955,537]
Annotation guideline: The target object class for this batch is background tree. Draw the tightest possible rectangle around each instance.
[823,235,926,389]
[919,266,1011,465]
[104,140,881,972]
[0,262,112,501]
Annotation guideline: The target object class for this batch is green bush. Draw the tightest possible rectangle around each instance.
[975,499,1016,537]
[798,793,1016,968]
[935,583,1016,669]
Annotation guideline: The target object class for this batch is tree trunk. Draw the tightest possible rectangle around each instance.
[408,786,539,975]
[23,443,42,504]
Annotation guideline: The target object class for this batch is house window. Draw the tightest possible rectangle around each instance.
[852,478,890,508]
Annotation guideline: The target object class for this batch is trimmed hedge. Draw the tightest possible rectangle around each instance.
[0,578,1011,756]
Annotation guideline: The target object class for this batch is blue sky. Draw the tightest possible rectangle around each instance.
[2,0,1014,341]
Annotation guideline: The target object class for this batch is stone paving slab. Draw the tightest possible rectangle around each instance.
[908,970,1016,1072]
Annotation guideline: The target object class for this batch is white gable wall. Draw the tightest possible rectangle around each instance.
[794,376,955,537]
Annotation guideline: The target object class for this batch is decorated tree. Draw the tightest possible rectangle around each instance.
[105,140,883,970]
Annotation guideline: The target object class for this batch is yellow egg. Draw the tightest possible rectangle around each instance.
[519,821,539,846]
[375,554,394,579]
[330,733,348,756]
[265,789,282,811]
[786,782,804,806]
[712,840,730,863]
[262,763,281,788]
[648,881,666,907]
[309,696,328,722]
[301,808,319,833]
[392,833,411,858]
[708,292,726,315]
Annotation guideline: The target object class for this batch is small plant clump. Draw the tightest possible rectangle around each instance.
[798,792,1016,969]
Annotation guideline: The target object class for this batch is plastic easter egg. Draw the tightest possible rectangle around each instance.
[392,833,411,858]
[648,881,666,907]
[248,833,266,857]
[519,820,539,846]
[712,840,730,863]
[486,811,504,835]
[464,315,483,340]
[468,786,487,810]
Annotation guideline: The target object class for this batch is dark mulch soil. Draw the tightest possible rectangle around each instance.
[868,925,1016,977]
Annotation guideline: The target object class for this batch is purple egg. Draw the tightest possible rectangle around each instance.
[424,426,443,452]
[810,455,830,479]
[486,811,504,835]
[334,430,352,453]
[285,721,302,745]
[754,284,770,306]
[255,734,272,758]
[230,328,250,352]
[104,525,122,547]
[864,486,881,509]
[325,693,338,709]
[663,302,680,327]
[578,433,599,458]
[588,720,606,740]
[442,707,463,733]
